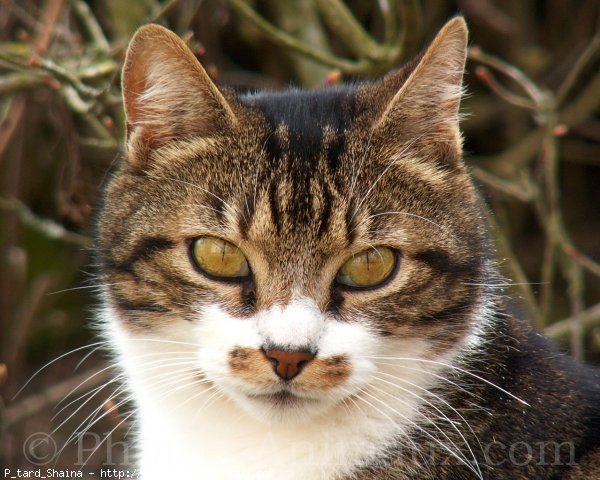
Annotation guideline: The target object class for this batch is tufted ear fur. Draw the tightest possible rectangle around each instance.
[373,17,468,155]
[121,24,236,152]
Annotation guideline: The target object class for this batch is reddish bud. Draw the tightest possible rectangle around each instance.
[553,124,568,137]
[103,116,115,130]
[208,65,218,80]
[325,70,342,85]
[17,30,30,42]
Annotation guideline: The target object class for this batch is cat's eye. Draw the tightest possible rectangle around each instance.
[191,236,249,280]
[336,247,397,289]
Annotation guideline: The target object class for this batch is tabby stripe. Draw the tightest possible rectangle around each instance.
[317,182,333,237]
[420,301,472,324]
[113,296,171,313]
[268,180,282,234]
[238,192,255,239]
[104,236,175,274]
[344,202,358,244]
[207,193,226,223]
[414,248,479,278]
[325,132,344,175]
[159,268,205,292]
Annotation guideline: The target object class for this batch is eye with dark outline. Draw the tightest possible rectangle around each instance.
[336,247,397,289]
[190,236,249,280]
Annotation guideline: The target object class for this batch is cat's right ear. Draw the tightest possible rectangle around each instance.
[367,17,468,162]
[122,24,236,152]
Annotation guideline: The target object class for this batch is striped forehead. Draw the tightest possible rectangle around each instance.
[222,89,358,238]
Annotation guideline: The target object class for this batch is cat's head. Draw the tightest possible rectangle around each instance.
[99,18,490,425]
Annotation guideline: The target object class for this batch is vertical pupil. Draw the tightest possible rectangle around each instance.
[221,240,227,261]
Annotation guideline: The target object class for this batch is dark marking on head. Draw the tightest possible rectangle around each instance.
[326,132,346,190]
[318,183,333,238]
[421,301,471,325]
[206,192,226,223]
[344,202,358,245]
[243,87,357,149]
[103,236,174,274]
[329,285,344,314]
[268,180,282,234]
[326,132,344,174]
[414,248,479,278]
[237,191,255,239]
[113,295,171,314]
[241,279,256,312]
[264,126,283,164]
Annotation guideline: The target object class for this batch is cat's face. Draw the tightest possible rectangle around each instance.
[99,19,489,425]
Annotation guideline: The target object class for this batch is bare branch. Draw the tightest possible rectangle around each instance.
[70,0,111,52]
[0,197,92,247]
[546,302,600,338]
[315,0,384,59]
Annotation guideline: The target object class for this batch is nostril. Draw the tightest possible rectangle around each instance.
[262,347,316,381]
[267,356,279,369]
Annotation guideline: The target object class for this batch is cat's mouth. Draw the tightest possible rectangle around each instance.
[247,390,318,408]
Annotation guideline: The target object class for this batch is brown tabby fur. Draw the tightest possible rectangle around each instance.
[97,18,600,479]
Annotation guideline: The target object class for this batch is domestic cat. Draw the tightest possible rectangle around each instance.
[97,17,600,479]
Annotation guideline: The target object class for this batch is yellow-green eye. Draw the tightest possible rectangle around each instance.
[336,247,397,288]
[191,237,249,279]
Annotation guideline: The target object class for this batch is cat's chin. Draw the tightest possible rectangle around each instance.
[230,390,336,424]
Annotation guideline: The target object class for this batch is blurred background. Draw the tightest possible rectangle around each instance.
[1,0,599,473]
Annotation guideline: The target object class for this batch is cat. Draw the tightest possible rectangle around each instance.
[97,17,600,480]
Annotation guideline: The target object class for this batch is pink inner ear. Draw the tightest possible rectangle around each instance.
[122,49,150,140]
[121,25,237,150]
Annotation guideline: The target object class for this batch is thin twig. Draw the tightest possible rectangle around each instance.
[34,0,65,54]
[469,46,549,109]
[0,197,92,247]
[563,243,600,277]
[315,0,384,59]
[538,133,560,325]
[226,0,371,74]
[556,32,600,105]
[378,0,398,46]
[471,166,536,202]
[39,57,101,98]
[0,72,54,94]
[149,0,181,22]
[546,302,600,338]
[396,0,422,57]
[474,66,537,111]
[70,0,110,53]
[559,69,600,127]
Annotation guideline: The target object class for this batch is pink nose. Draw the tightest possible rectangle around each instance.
[263,349,315,380]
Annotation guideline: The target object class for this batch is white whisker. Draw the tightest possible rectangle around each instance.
[360,356,529,406]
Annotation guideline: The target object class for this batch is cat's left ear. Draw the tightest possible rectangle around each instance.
[372,17,468,151]
[121,24,237,150]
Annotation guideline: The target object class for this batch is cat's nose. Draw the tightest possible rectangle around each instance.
[262,348,315,381]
